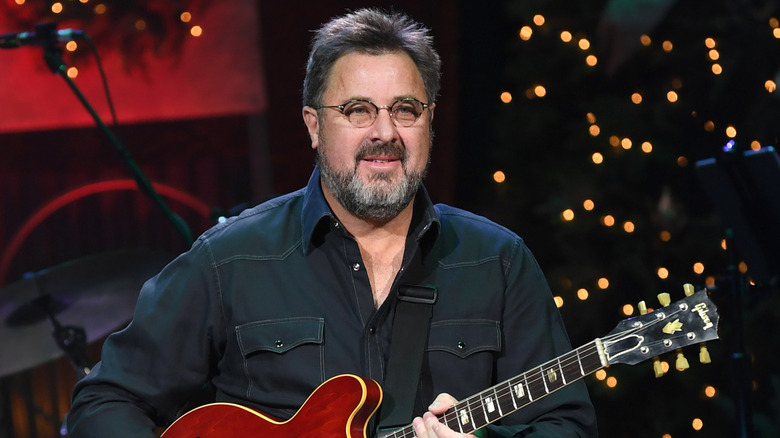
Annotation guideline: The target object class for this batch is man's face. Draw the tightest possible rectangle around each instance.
[303,52,434,222]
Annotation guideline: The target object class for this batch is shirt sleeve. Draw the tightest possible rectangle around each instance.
[487,239,598,437]
[67,237,224,438]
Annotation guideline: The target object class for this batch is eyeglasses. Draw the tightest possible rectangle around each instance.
[318,97,430,128]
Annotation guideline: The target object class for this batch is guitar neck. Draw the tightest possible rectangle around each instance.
[380,339,605,438]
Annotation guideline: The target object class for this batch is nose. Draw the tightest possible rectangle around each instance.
[368,106,400,142]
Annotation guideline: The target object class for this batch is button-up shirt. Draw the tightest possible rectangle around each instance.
[67,167,597,437]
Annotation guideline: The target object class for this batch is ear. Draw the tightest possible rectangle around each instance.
[428,103,435,124]
[302,106,320,150]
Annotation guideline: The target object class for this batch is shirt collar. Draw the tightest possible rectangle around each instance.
[301,166,441,255]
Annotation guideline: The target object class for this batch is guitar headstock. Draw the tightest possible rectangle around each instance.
[601,288,719,366]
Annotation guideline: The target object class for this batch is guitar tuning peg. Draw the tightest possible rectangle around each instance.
[675,351,690,371]
[657,292,671,307]
[684,283,713,365]
[699,345,712,364]
[641,300,666,377]
[653,358,665,378]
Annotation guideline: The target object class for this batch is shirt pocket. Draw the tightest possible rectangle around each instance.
[425,319,501,396]
[235,317,325,403]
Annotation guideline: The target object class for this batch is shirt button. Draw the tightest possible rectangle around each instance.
[369,327,375,334]
[352,263,361,271]
[275,340,284,348]
[457,341,466,350]
[334,221,340,228]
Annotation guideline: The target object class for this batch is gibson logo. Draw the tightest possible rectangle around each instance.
[692,302,714,330]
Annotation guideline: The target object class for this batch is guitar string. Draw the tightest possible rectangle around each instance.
[433,343,603,434]
[387,300,693,437]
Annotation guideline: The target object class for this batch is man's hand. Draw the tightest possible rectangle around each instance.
[411,393,477,438]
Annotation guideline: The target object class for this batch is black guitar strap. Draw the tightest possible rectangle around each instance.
[377,246,437,430]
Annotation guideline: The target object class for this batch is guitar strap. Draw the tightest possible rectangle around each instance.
[377,244,437,430]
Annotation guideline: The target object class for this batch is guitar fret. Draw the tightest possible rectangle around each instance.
[559,356,567,385]
[523,372,535,401]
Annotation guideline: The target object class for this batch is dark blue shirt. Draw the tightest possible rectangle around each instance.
[67,167,597,437]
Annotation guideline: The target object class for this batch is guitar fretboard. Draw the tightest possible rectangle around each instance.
[380,339,605,438]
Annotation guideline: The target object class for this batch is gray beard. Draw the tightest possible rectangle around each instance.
[317,141,427,222]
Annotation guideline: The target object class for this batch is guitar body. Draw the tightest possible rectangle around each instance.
[161,374,383,438]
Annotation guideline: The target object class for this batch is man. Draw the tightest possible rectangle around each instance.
[67,8,597,438]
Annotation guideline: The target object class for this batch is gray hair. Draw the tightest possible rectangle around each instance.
[303,8,441,108]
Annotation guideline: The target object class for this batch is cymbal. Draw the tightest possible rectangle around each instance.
[0,248,172,378]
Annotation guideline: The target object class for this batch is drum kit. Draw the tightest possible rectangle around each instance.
[0,248,172,379]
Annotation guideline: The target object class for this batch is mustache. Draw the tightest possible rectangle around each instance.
[355,142,406,162]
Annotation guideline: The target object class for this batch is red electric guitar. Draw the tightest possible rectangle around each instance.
[162,289,719,438]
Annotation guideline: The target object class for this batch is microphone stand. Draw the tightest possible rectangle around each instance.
[38,23,193,247]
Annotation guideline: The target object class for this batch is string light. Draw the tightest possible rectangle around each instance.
[519,26,533,40]
[493,170,506,183]
[704,386,717,398]
[591,152,604,164]
[657,267,669,279]
[641,141,653,153]
[583,199,595,210]
[560,31,573,43]
[622,303,634,316]
[692,418,704,431]
[597,277,609,289]
[533,14,545,26]
[500,91,513,103]
[577,288,589,300]
[554,296,564,308]
[190,25,203,37]
[561,209,575,221]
